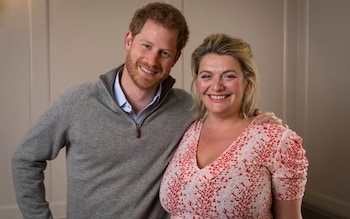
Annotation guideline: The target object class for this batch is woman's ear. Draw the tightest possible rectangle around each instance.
[245,80,250,91]
[244,73,253,91]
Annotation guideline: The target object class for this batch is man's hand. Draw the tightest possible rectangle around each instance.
[251,109,283,125]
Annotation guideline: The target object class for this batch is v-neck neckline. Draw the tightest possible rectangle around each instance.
[194,120,253,171]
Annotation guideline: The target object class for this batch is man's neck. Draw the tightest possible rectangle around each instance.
[120,71,157,115]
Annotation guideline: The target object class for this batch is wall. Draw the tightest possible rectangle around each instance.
[0,0,31,218]
[300,0,350,217]
[1,0,349,218]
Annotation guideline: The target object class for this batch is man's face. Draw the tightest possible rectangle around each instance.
[124,20,180,90]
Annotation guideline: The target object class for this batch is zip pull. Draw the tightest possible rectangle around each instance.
[136,126,141,138]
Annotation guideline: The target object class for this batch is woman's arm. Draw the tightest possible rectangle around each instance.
[273,198,303,219]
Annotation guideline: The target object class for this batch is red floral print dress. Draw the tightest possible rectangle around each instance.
[160,120,308,219]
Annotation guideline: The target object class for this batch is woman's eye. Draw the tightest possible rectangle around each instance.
[200,74,211,79]
[223,74,236,80]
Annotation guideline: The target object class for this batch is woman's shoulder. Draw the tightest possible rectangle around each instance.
[249,123,304,155]
[249,122,301,141]
[250,122,288,133]
[183,120,202,134]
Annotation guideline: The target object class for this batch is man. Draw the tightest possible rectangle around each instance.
[12,2,280,219]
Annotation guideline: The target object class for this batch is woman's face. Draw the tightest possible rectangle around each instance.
[196,53,247,118]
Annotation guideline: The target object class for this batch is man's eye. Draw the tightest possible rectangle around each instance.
[143,44,151,49]
[160,51,170,57]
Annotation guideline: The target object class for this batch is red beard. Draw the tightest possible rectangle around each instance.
[125,52,165,90]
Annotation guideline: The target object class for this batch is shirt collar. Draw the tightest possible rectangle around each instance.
[113,71,162,113]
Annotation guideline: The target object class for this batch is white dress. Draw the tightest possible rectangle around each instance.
[160,121,308,219]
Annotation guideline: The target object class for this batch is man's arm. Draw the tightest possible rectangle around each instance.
[252,109,283,125]
[12,150,53,219]
[12,89,76,219]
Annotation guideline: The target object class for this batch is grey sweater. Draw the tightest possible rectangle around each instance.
[12,65,194,219]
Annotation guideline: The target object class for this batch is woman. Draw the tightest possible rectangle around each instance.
[159,33,308,218]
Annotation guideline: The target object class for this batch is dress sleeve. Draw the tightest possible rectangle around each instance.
[270,128,309,200]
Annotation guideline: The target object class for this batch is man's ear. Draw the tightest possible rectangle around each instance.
[172,51,182,67]
[124,31,133,50]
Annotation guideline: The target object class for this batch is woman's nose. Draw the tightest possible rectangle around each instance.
[212,77,224,91]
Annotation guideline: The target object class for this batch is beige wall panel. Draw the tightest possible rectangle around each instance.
[0,0,31,218]
[302,0,350,218]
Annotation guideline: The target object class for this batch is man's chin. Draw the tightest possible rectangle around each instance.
[135,80,159,90]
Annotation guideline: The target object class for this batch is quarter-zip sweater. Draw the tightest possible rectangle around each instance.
[12,65,195,219]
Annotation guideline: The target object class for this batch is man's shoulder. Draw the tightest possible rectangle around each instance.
[171,88,192,100]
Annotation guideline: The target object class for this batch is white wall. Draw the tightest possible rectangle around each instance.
[1,0,349,218]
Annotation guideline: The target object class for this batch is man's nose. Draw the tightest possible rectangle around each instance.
[146,50,160,66]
